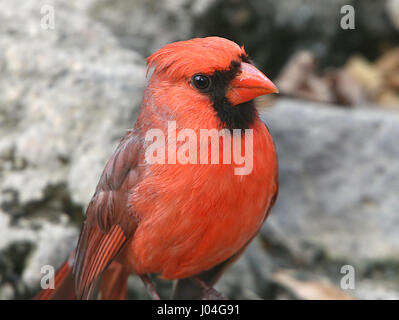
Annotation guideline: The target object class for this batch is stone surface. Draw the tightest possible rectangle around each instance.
[0,210,78,299]
[215,238,273,300]
[262,99,399,266]
[387,0,399,31]
[0,0,146,209]
[260,99,399,299]
[86,0,214,56]
[0,0,145,298]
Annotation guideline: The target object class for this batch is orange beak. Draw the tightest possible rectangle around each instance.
[226,62,278,106]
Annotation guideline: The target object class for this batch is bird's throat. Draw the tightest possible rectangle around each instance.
[206,60,258,130]
[211,98,257,131]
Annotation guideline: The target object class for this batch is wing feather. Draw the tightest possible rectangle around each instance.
[73,131,141,299]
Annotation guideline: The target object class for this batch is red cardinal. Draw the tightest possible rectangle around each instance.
[36,37,278,300]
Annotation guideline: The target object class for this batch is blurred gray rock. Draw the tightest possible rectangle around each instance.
[215,238,273,300]
[85,0,214,56]
[387,0,399,30]
[0,209,78,298]
[0,0,145,298]
[260,99,399,298]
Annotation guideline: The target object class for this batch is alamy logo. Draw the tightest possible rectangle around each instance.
[144,121,254,175]
[340,265,355,290]
[40,265,55,290]
[340,5,355,30]
[40,5,55,30]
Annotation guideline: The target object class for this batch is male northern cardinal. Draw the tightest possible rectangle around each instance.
[36,37,278,300]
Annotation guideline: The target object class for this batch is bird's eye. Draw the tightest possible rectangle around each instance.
[192,74,211,91]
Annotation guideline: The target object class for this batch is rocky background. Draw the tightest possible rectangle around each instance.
[0,0,398,300]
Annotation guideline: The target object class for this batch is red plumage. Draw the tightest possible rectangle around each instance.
[36,37,278,300]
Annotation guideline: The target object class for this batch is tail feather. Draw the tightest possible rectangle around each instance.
[98,262,130,300]
[35,256,76,300]
[35,252,130,300]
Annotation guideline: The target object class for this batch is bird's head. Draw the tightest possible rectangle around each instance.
[146,37,278,129]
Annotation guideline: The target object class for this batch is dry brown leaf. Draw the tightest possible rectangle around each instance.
[276,51,335,104]
[276,51,316,94]
[375,47,399,74]
[272,270,356,300]
[275,49,399,108]
[330,69,366,106]
[387,72,399,90]
[346,56,383,95]
[378,90,399,108]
